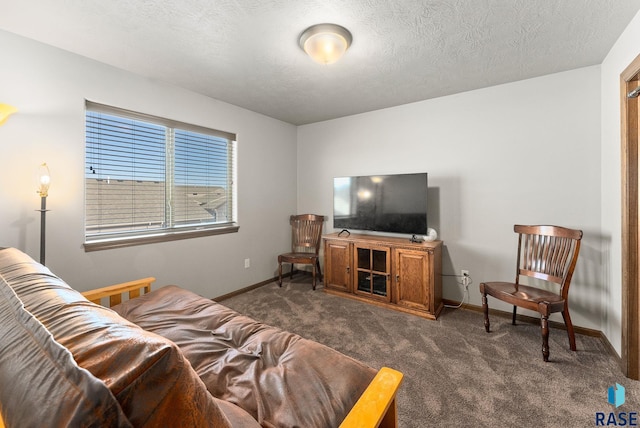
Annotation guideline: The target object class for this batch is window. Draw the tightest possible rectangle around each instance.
[84,101,237,251]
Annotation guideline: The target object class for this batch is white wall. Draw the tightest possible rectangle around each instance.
[0,30,297,298]
[297,66,603,330]
[601,10,640,355]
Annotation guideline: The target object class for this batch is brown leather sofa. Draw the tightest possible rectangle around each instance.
[0,248,401,427]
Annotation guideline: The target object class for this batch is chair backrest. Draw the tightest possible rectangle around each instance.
[290,214,325,254]
[514,225,583,299]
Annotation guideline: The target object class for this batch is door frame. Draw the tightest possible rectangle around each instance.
[621,53,640,379]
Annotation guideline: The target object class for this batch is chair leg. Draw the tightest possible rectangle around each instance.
[278,260,283,287]
[316,259,323,283]
[541,315,550,362]
[562,306,577,351]
[290,264,294,281]
[481,293,490,333]
[512,306,517,325]
[312,264,316,291]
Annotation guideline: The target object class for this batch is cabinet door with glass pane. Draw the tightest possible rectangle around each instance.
[354,244,391,301]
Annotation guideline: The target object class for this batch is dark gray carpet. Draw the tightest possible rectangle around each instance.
[220,276,640,427]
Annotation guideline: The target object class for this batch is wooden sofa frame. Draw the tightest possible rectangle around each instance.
[81,278,404,428]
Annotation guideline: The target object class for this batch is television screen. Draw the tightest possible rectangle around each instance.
[333,173,428,235]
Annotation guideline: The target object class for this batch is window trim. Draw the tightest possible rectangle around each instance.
[83,224,239,252]
[83,101,238,251]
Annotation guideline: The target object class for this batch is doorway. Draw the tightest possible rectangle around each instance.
[621,53,640,379]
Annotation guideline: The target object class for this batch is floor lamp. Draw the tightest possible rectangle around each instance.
[36,163,50,265]
[0,103,17,126]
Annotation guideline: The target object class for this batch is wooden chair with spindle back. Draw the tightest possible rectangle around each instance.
[479,224,583,361]
[278,214,325,290]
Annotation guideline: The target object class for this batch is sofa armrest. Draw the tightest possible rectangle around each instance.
[340,367,403,428]
[82,277,155,307]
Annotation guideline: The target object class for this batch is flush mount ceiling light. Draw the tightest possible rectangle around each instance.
[299,23,352,65]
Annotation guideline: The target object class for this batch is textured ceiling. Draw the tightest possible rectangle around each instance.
[2,0,640,125]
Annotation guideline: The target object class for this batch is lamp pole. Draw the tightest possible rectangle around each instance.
[36,163,50,265]
[39,194,48,265]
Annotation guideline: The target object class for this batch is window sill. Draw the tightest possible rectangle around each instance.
[83,224,239,252]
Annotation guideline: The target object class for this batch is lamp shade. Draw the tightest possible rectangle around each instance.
[299,24,352,65]
[0,103,17,126]
[37,163,51,197]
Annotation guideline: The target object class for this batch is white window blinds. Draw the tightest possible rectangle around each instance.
[85,101,237,247]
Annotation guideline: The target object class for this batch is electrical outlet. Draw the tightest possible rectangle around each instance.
[461,270,470,288]
[244,258,250,269]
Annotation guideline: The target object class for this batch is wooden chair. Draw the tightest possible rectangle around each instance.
[278,214,325,290]
[479,225,583,361]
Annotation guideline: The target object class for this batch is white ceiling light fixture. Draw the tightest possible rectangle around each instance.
[299,23,352,65]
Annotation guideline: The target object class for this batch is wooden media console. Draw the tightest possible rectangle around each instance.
[323,233,443,320]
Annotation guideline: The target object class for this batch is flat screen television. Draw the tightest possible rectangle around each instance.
[333,172,428,235]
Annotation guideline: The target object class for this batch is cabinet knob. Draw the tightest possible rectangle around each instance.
[346,266,350,273]
[396,274,400,282]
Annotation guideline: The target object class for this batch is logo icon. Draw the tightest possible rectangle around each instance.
[608,383,626,408]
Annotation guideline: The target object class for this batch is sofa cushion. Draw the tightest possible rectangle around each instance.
[112,285,377,428]
[0,248,233,428]
[212,398,263,428]
[0,275,132,428]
